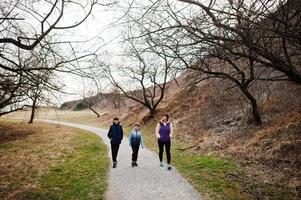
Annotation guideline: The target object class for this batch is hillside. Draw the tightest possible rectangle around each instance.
[61,73,301,197]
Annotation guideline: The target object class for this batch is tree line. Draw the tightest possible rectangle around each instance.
[100,0,301,124]
[0,0,111,122]
[1,0,300,125]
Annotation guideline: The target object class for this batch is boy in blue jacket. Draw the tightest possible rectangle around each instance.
[129,123,144,167]
[107,117,123,168]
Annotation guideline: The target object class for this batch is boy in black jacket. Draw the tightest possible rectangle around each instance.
[107,117,123,168]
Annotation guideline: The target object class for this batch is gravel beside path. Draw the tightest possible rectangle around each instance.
[43,120,202,200]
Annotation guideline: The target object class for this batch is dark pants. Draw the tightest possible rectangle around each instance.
[131,144,140,162]
[111,143,120,162]
[158,140,171,164]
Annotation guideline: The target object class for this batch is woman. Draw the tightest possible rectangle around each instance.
[129,123,144,167]
[155,114,173,170]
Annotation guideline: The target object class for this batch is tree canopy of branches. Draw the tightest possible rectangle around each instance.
[0,46,62,117]
[0,0,100,51]
[121,0,301,124]
[0,0,108,117]
[103,38,177,117]
[27,70,58,123]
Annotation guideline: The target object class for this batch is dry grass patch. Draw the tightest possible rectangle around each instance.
[0,119,109,200]
[6,109,103,127]
[0,120,77,199]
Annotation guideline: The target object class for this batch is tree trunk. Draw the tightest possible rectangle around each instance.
[249,97,262,124]
[89,106,100,118]
[241,88,262,125]
[149,107,157,118]
[287,70,301,85]
[117,97,121,109]
[142,107,156,123]
[174,78,180,86]
[113,98,117,109]
[28,98,37,123]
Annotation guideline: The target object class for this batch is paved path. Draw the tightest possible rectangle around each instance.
[42,120,202,200]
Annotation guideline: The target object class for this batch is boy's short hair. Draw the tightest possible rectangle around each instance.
[134,122,141,127]
[113,117,119,121]
[162,114,169,121]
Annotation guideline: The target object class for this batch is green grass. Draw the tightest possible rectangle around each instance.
[23,130,109,200]
[172,149,248,200]
[0,143,10,149]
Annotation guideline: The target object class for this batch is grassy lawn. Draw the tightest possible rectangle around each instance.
[0,119,109,200]
[5,109,105,128]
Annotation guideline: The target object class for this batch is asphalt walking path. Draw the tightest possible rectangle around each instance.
[42,120,202,200]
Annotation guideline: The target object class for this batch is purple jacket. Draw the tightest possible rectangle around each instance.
[158,122,171,142]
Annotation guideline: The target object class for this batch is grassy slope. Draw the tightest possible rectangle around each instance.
[0,119,109,200]
[125,124,297,200]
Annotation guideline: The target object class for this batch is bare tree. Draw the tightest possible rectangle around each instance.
[0,41,80,117]
[103,39,176,117]
[80,79,104,117]
[0,0,115,116]
[109,86,122,109]
[82,97,101,118]
[27,71,56,123]
[0,0,100,50]
[0,72,29,116]
[0,0,104,79]
[156,0,301,83]
[120,0,301,124]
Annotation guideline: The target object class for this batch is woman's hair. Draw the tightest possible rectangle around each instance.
[162,114,169,121]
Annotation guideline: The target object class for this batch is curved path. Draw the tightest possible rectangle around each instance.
[42,120,202,200]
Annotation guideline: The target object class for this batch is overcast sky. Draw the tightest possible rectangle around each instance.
[53,2,128,104]
[4,0,276,105]
[54,0,171,104]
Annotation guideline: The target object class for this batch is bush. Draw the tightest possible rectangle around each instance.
[73,101,89,111]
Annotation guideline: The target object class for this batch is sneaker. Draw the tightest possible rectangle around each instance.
[113,162,117,168]
[160,162,163,167]
[167,165,172,171]
[134,162,138,167]
[132,162,135,167]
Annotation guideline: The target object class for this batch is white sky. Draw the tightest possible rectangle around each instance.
[2,0,280,105]
[54,0,173,104]
[50,2,128,104]
[20,0,210,104]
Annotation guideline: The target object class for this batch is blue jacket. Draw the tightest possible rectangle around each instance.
[107,123,123,144]
[129,129,144,147]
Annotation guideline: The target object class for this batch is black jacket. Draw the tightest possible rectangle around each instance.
[107,123,123,144]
